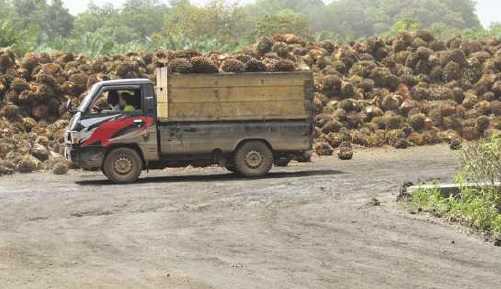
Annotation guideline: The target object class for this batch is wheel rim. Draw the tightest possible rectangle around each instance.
[113,155,134,176]
[244,150,264,169]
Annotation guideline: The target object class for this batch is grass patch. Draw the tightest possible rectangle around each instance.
[410,186,501,235]
[409,133,501,235]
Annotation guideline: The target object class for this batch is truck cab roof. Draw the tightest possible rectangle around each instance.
[78,78,154,113]
[97,78,153,86]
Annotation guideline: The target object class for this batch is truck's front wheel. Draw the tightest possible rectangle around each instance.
[234,141,273,177]
[103,147,143,183]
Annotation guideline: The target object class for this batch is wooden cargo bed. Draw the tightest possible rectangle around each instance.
[155,67,314,122]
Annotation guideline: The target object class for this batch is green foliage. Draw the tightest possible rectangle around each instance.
[121,0,169,38]
[245,0,324,28]
[318,0,481,40]
[315,31,339,42]
[429,23,459,39]
[410,133,501,235]
[249,9,310,40]
[73,3,118,35]
[0,0,12,20]
[43,0,74,38]
[411,187,501,234]
[251,0,325,14]
[455,133,501,214]
[0,21,38,56]
[459,133,501,188]
[385,15,420,36]
[166,0,247,45]
[488,22,501,38]
[65,0,245,55]
[457,23,501,40]
[0,0,489,56]
[0,21,20,48]
[411,187,449,213]
[46,32,117,57]
[12,0,48,29]
[149,32,241,52]
[11,0,74,40]
[320,1,373,40]
[73,3,143,44]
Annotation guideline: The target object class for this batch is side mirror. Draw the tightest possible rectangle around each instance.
[66,99,78,115]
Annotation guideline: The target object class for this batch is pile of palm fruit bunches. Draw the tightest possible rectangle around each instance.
[1,31,501,175]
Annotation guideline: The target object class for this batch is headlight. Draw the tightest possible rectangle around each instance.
[66,131,79,144]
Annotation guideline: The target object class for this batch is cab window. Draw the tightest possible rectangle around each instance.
[89,88,142,114]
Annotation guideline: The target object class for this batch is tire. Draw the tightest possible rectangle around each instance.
[274,158,291,167]
[234,141,273,177]
[225,163,242,175]
[101,166,108,177]
[225,164,237,173]
[295,150,312,163]
[103,147,143,183]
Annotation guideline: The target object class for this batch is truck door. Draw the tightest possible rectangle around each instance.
[140,83,159,161]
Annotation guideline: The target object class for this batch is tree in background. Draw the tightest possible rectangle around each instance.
[13,0,74,40]
[382,15,420,37]
[162,0,247,50]
[0,22,36,53]
[72,3,117,35]
[121,0,169,40]
[319,0,481,40]
[444,0,481,29]
[44,0,74,39]
[73,3,140,44]
[246,0,325,16]
[12,0,48,31]
[0,0,74,55]
[319,0,373,40]
[0,0,12,21]
[244,0,324,32]
[0,0,491,56]
[488,22,501,38]
[248,9,310,40]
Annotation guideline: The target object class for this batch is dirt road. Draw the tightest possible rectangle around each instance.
[0,144,500,289]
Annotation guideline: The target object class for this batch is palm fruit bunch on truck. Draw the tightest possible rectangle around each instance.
[2,31,501,174]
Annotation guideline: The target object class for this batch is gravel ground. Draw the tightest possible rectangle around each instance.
[0,144,500,289]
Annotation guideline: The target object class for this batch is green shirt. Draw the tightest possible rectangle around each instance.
[123,105,135,112]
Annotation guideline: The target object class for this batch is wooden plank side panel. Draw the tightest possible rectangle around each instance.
[156,67,169,104]
[155,68,314,121]
[156,87,168,103]
[156,68,168,87]
[167,100,309,121]
[157,102,168,119]
[169,72,312,88]
[168,86,305,103]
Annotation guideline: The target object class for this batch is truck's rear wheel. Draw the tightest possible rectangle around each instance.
[234,141,273,177]
[225,164,238,174]
[274,157,292,167]
[103,147,142,183]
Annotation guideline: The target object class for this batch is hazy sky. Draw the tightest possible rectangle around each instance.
[61,0,501,28]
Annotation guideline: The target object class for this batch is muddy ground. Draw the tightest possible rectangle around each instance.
[0,144,500,289]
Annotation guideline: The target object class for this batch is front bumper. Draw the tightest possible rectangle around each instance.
[65,145,105,169]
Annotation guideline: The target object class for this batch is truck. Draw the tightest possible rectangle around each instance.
[65,67,314,183]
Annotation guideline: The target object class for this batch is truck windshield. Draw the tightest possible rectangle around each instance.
[77,84,100,113]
